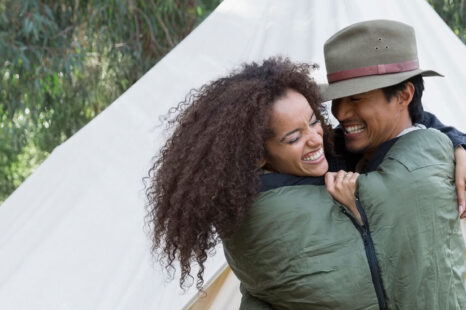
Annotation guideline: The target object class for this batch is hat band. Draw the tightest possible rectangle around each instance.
[327,60,419,83]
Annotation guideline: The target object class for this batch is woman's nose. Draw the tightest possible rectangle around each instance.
[305,129,322,147]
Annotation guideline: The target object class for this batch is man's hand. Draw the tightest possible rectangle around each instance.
[454,146,466,219]
[325,170,361,223]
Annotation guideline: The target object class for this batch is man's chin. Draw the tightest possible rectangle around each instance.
[345,142,368,154]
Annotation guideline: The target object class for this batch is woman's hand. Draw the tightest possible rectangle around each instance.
[454,146,466,219]
[325,170,361,223]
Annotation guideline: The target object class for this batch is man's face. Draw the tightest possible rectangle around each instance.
[331,88,408,157]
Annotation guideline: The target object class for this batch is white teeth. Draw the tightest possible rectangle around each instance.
[345,124,365,134]
[303,148,323,161]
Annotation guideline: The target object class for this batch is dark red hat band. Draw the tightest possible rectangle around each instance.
[327,59,419,83]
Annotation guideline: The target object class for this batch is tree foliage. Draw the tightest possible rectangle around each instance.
[0,0,464,203]
[428,0,465,42]
[0,0,221,202]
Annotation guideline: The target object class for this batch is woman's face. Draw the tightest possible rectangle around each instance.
[263,89,329,177]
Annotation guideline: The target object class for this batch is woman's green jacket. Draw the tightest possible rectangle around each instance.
[223,129,466,310]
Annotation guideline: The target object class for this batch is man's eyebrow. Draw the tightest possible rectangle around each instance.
[351,93,368,99]
[279,112,315,142]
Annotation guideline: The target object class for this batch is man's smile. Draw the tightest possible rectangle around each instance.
[342,122,366,136]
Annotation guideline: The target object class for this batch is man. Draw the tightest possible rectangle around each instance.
[236,19,466,310]
[235,20,466,310]
[322,19,466,309]
[322,19,466,216]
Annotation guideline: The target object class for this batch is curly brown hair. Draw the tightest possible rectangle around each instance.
[146,57,333,290]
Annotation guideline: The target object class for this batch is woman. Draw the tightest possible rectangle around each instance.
[146,57,375,306]
[146,57,465,309]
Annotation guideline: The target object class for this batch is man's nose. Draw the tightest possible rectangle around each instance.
[332,99,352,120]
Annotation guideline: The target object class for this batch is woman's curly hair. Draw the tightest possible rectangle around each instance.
[146,56,333,290]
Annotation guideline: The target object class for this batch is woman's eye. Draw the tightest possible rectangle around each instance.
[310,119,320,126]
[288,136,299,144]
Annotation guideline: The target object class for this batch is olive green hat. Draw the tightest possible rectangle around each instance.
[320,19,442,102]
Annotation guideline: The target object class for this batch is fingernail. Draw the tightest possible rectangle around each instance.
[460,205,465,214]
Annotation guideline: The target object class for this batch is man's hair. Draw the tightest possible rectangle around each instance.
[381,75,425,123]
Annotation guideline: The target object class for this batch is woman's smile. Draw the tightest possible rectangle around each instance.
[302,147,325,163]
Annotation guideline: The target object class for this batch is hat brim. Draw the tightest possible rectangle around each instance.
[319,69,442,102]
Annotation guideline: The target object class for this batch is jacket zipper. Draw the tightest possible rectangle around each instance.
[340,197,387,310]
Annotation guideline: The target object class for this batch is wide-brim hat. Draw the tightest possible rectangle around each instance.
[320,19,442,102]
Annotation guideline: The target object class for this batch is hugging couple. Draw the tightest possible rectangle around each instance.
[147,20,466,309]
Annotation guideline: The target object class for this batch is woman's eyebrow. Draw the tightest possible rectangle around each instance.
[279,112,315,142]
[280,129,300,142]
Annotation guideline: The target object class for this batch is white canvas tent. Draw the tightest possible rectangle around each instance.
[0,0,465,309]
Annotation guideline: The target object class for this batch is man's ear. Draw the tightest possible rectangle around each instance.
[260,158,267,169]
[398,82,415,109]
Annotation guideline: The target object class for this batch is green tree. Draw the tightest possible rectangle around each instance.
[1,0,464,203]
[428,0,466,42]
[0,0,222,202]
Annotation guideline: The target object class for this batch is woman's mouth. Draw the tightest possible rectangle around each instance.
[302,147,324,163]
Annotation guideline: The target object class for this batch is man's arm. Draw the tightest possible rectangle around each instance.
[422,111,466,218]
[454,146,466,218]
[239,283,274,310]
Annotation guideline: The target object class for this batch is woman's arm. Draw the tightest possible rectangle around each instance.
[325,170,361,224]
[421,111,466,149]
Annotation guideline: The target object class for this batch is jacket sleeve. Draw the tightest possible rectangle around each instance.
[421,111,466,148]
[239,283,274,310]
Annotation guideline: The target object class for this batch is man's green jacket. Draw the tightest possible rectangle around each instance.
[358,129,466,309]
